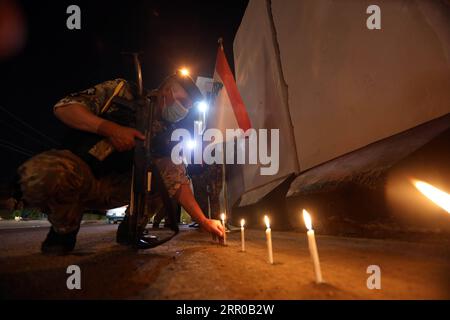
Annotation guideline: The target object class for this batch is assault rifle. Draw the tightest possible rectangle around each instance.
[127,54,204,248]
[127,53,180,248]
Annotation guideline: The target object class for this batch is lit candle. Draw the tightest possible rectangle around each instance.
[302,209,323,284]
[240,219,246,252]
[220,213,227,245]
[264,215,274,264]
[413,180,450,213]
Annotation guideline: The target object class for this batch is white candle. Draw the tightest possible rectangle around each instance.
[303,209,323,284]
[240,219,246,252]
[220,213,227,245]
[264,215,274,264]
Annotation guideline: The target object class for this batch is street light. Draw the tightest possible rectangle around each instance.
[186,139,196,150]
[197,101,208,113]
[179,68,190,77]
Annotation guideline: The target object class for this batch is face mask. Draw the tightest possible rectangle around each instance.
[162,96,189,123]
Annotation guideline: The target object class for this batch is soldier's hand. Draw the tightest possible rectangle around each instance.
[108,125,145,152]
[201,219,224,238]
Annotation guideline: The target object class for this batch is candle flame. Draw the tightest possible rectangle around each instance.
[220,213,226,222]
[264,215,270,229]
[240,219,245,227]
[303,209,313,231]
[413,180,450,213]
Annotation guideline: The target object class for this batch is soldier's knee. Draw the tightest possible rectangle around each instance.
[18,150,92,205]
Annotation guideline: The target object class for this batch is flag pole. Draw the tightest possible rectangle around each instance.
[222,143,229,220]
[217,37,230,224]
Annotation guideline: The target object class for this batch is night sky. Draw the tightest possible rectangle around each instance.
[0,0,249,184]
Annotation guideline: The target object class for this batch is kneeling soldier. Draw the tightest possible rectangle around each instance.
[17,73,224,254]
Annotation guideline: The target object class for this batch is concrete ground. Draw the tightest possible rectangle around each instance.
[0,221,449,300]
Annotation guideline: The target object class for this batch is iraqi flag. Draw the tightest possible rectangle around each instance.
[207,45,252,139]
[206,44,251,212]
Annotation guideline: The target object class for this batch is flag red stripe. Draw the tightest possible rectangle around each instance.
[215,48,252,131]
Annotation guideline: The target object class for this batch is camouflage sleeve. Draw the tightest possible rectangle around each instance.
[53,79,130,115]
[153,157,190,198]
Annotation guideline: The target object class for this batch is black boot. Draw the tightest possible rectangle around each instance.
[116,219,131,245]
[41,227,79,255]
[116,219,159,249]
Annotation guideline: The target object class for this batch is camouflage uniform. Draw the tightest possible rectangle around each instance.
[189,163,223,220]
[18,79,190,234]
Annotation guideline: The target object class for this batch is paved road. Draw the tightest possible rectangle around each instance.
[0,221,449,299]
[0,220,51,230]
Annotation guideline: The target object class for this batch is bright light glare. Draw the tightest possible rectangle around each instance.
[198,101,208,113]
[413,180,450,214]
[179,68,190,77]
[186,139,196,150]
[302,209,313,230]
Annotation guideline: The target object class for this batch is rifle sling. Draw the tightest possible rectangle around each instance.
[137,163,179,249]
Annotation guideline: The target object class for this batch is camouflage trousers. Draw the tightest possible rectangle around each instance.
[190,164,223,220]
[17,150,184,234]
